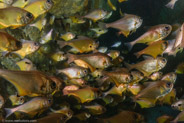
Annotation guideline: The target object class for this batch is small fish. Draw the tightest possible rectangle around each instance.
[165,0,178,9]
[63,85,79,95]
[126,24,172,50]
[12,0,31,8]
[163,39,176,55]
[5,97,52,118]
[127,83,143,95]
[24,0,53,19]
[104,84,126,96]
[134,40,168,58]
[148,72,163,81]
[60,32,76,41]
[67,52,112,72]
[157,115,173,123]
[69,16,86,24]
[161,72,177,83]
[83,104,106,115]
[103,68,132,86]
[37,113,68,123]
[172,99,184,111]
[90,28,108,37]
[0,69,59,96]
[57,66,88,79]
[40,29,53,44]
[0,95,4,108]
[0,32,22,52]
[58,36,98,53]
[91,69,103,78]
[97,47,108,53]
[83,9,108,22]
[134,81,173,108]
[50,107,73,119]
[66,87,99,103]
[74,112,91,121]
[130,70,144,83]
[0,0,13,5]
[0,7,34,29]
[172,110,184,122]
[50,51,67,62]
[99,111,144,123]
[107,50,120,59]
[125,56,167,76]
[107,0,116,11]
[111,41,121,48]
[102,14,142,37]
[64,78,86,87]
[16,58,36,71]
[13,40,40,58]
[9,94,24,106]
[29,15,47,31]
[49,15,55,25]
[176,62,184,74]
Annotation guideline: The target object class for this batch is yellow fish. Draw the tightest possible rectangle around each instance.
[0,69,60,96]
[69,16,86,24]
[29,15,47,31]
[24,0,53,19]
[130,70,144,83]
[126,24,172,50]
[60,32,76,41]
[104,84,126,96]
[134,40,168,58]
[0,7,34,29]
[65,78,87,87]
[13,40,40,58]
[50,51,67,62]
[9,94,24,106]
[16,58,36,71]
[83,104,106,115]
[5,97,52,118]
[107,50,120,59]
[40,29,53,44]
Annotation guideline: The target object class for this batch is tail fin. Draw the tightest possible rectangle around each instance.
[66,53,76,64]
[165,0,175,9]
[57,40,67,49]
[5,108,15,118]
[124,62,133,71]
[124,41,136,51]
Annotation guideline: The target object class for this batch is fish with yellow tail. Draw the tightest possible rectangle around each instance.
[5,97,52,118]
[125,24,172,50]
[0,69,61,97]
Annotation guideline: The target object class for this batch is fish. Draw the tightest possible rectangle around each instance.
[126,24,172,50]
[0,0,13,5]
[13,40,40,58]
[66,87,99,103]
[127,83,143,95]
[163,39,176,56]
[125,56,167,76]
[165,0,178,9]
[91,69,103,78]
[157,89,176,105]
[130,70,144,83]
[57,66,88,79]
[0,95,4,108]
[90,28,108,37]
[102,14,142,37]
[50,51,67,62]
[16,58,36,71]
[134,40,168,58]
[69,16,86,24]
[156,115,173,123]
[60,32,76,41]
[67,52,112,72]
[111,41,121,48]
[0,32,22,52]
[29,15,47,31]
[98,111,144,123]
[5,97,52,118]
[103,68,132,86]
[161,72,177,83]
[0,7,34,29]
[107,0,116,11]
[148,72,163,81]
[50,107,73,119]
[24,0,53,19]
[12,0,31,8]
[9,94,24,106]
[104,84,126,96]
[64,78,87,87]
[63,85,79,95]
[176,62,184,74]
[74,112,91,121]
[83,9,108,22]
[107,50,120,59]
[172,110,184,122]
[83,104,106,115]
[97,47,108,53]
[37,113,69,123]
[58,36,99,53]
[172,99,184,111]
[40,29,53,44]
[0,69,59,96]
[134,80,173,108]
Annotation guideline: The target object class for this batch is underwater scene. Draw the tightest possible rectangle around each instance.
[0,0,184,122]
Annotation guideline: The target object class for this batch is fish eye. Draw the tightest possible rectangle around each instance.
[26,12,33,19]
[162,58,167,63]
[166,82,172,88]
[48,99,52,104]
[89,44,93,49]
[164,26,170,31]
[25,62,31,64]
[24,0,28,2]
[34,42,39,46]
[51,82,56,89]
[63,115,67,120]
[84,70,87,73]
[47,0,52,3]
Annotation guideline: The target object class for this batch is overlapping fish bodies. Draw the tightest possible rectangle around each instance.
[172,99,184,111]
[0,69,60,97]
[126,24,172,50]
[104,14,143,37]
[0,7,34,29]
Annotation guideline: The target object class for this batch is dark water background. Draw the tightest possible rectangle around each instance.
[98,0,184,122]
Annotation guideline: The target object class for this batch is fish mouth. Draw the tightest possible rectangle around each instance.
[44,0,54,11]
